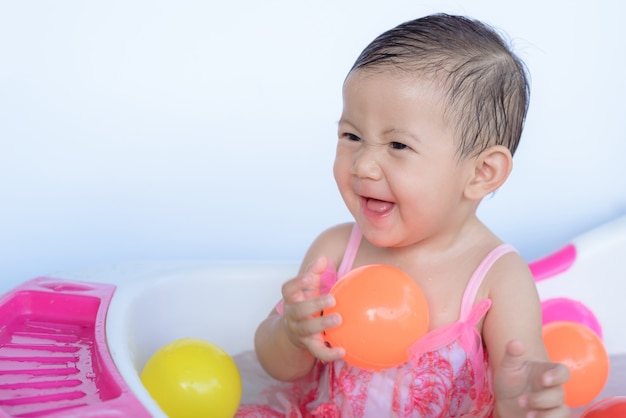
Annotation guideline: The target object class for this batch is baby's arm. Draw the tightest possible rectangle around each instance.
[482,252,570,417]
[254,225,351,381]
[254,257,343,381]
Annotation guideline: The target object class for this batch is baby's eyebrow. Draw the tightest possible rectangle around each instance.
[383,127,420,143]
[337,117,356,128]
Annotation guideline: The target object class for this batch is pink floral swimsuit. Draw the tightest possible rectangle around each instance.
[237,225,515,417]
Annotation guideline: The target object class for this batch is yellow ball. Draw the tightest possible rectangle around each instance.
[140,337,242,418]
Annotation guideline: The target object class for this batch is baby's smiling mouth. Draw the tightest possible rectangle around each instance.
[364,197,395,215]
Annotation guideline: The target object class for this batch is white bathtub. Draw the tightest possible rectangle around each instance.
[1,215,625,417]
[103,261,299,417]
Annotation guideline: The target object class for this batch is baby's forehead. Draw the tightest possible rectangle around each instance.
[343,69,450,111]
[341,70,462,133]
[344,68,469,145]
[344,67,438,89]
[345,66,449,92]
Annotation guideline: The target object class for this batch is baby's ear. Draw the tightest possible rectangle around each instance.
[464,145,513,201]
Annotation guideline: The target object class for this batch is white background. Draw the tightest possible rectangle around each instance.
[1,1,625,283]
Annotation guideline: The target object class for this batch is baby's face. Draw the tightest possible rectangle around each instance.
[333,70,476,248]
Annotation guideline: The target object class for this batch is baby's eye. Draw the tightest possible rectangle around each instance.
[390,141,408,150]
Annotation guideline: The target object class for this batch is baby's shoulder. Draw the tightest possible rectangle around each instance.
[311,222,354,243]
[481,247,536,297]
[304,222,355,266]
[321,222,354,238]
[312,222,354,250]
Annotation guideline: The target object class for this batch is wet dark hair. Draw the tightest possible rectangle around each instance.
[349,13,530,158]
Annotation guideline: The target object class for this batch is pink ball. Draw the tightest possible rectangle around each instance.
[541,297,602,339]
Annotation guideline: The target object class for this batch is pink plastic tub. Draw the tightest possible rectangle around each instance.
[0,277,149,417]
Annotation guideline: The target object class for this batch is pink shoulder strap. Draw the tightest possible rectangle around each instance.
[337,223,362,277]
[459,244,517,321]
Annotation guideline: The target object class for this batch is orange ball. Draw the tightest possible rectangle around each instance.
[542,321,609,407]
[581,396,626,417]
[323,264,429,371]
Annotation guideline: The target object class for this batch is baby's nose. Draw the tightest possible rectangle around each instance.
[351,147,382,180]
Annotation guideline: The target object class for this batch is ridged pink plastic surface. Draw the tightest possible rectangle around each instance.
[0,277,150,417]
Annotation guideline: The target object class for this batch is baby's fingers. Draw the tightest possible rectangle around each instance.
[281,257,329,304]
[283,293,336,322]
[285,308,340,338]
[521,406,570,418]
[300,315,345,362]
[540,363,570,387]
[527,361,570,392]
[281,276,315,304]
[519,363,570,418]
[308,340,345,363]
[519,384,565,412]
[499,340,527,373]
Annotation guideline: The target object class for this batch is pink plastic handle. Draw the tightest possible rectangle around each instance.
[0,277,150,418]
[529,244,577,282]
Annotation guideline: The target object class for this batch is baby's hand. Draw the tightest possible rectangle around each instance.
[494,340,570,417]
[280,257,345,362]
